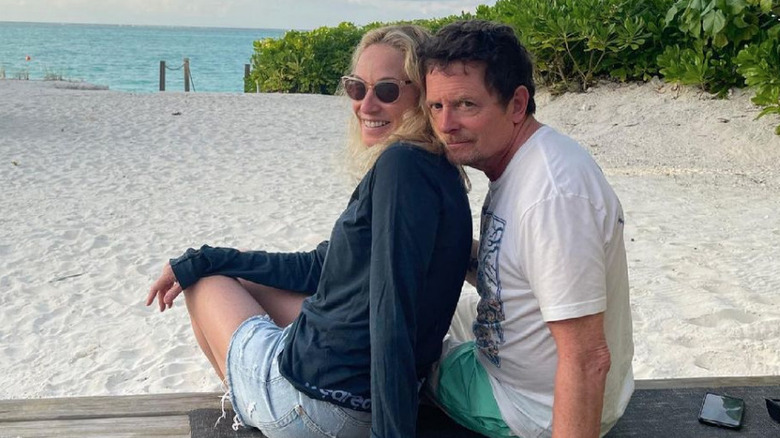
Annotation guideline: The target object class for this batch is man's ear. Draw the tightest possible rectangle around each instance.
[510,86,529,123]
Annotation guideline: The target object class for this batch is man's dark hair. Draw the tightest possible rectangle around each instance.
[420,20,536,114]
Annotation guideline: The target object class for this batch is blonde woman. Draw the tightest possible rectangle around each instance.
[147,25,471,437]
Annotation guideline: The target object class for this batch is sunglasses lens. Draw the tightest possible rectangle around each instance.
[344,79,366,101]
[374,82,401,103]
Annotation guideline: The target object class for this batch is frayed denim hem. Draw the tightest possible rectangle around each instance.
[215,384,244,431]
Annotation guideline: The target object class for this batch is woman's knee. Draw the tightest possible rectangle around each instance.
[184,276,262,323]
[195,274,238,287]
[185,275,239,298]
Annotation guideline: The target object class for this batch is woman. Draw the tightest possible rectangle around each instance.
[146,25,472,437]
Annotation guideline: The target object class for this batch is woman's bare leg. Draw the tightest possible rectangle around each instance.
[184,275,266,379]
[189,317,224,380]
[238,279,307,328]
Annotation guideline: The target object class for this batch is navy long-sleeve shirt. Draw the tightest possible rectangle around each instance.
[170,143,472,437]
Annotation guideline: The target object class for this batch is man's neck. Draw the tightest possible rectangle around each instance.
[485,115,542,181]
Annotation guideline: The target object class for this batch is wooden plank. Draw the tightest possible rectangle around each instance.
[0,392,223,423]
[0,376,778,434]
[635,375,780,390]
[0,415,189,438]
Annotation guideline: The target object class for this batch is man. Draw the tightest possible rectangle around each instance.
[421,20,634,438]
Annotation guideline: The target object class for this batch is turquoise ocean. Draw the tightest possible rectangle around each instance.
[0,21,286,93]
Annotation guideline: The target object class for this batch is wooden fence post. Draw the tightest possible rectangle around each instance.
[183,58,190,92]
[159,61,165,91]
[244,64,251,93]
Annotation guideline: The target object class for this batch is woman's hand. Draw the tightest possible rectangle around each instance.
[146,262,184,312]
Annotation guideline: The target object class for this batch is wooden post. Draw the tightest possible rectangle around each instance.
[159,61,165,91]
[244,64,251,93]
[183,58,190,92]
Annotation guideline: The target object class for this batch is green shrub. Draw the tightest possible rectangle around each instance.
[736,24,780,134]
[478,0,672,91]
[242,0,780,134]
[370,12,475,34]
[245,14,473,94]
[658,0,774,96]
[246,22,364,94]
[657,41,723,89]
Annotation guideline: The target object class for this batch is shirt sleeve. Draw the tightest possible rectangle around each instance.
[519,194,607,321]
[367,146,441,438]
[169,241,328,294]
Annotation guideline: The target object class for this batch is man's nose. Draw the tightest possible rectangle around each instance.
[437,108,459,133]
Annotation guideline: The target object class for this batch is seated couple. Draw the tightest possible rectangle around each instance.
[147,20,634,438]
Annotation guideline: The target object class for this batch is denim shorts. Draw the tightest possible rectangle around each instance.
[226,314,373,438]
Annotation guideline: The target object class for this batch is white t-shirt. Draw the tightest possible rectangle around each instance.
[473,125,634,438]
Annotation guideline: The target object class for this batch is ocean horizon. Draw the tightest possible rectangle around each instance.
[0,21,287,92]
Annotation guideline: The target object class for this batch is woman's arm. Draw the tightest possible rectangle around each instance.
[147,242,328,312]
[170,241,329,293]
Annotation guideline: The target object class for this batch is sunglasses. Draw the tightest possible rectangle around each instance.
[341,76,412,104]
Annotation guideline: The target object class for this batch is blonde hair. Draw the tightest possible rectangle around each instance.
[342,25,445,178]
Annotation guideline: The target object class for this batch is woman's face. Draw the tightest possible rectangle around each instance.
[349,43,419,147]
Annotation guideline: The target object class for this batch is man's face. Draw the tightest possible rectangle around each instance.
[425,61,518,179]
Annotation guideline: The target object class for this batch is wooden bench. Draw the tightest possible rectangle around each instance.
[1,377,778,437]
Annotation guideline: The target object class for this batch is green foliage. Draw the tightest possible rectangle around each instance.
[246,22,363,94]
[477,0,672,91]
[736,25,780,134]
[243,0,780,134]
[658,0,776,96]
[376,12,475,34]
[245,14,473,94]
[664,0,769,47]
[657,41,735,92]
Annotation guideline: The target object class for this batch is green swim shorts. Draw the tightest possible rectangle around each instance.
[432,341,516,438]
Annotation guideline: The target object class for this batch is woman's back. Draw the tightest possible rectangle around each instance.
[280,143,472,426]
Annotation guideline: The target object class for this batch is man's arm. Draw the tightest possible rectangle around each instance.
[464,239,479,287]
[547,312,611,438]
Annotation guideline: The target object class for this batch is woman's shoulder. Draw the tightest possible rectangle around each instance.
[369,142,463,193]
[375,141,444,168]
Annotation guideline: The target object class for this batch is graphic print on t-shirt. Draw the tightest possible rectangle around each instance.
[474,210,506,368]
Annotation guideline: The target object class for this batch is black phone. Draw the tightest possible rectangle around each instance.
[698,392,745,429]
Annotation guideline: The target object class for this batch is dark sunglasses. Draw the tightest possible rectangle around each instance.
[341,76,412,104]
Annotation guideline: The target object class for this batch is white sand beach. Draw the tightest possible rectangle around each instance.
[1,78,779,400]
